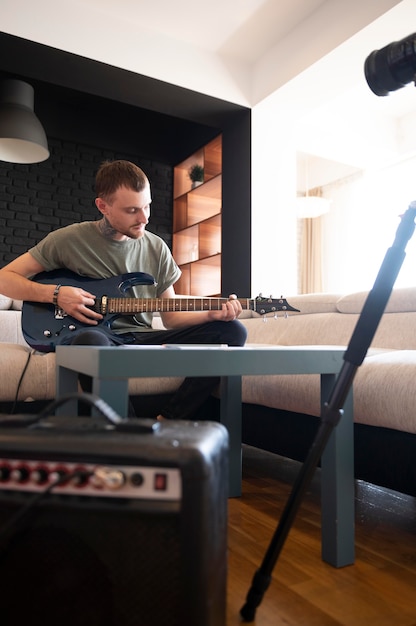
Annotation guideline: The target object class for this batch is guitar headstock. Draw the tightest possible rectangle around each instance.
[253,295,300,316]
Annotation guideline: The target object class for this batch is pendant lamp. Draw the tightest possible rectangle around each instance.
[0,79,49,164]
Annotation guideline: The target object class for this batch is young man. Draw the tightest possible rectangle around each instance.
[0,160,247,420]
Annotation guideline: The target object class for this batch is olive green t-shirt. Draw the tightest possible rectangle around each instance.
[29,221,181,332]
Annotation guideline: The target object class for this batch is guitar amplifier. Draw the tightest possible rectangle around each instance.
[0,416,228,626]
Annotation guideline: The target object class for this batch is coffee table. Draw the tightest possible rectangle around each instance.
[55,344,354,568]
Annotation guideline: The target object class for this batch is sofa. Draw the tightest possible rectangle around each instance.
[1,288,416,497]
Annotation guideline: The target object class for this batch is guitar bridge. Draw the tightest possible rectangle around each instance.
[54,306,67,320]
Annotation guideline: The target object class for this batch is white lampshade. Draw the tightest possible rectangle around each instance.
[0,79,49,164]
[296,196,330,219]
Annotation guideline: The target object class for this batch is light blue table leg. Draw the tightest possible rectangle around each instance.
[56,366,129,418]
[91,378,129,417]
[55,365,79,415]
[320,373,355,567]
[219,375,242,498]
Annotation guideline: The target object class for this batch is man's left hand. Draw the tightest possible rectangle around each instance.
[208,294,242,321]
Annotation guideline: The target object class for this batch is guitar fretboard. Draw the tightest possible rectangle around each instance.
[106,297,253,314]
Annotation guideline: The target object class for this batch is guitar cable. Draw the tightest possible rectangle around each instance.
[0,391,160,432]
[8,349,33,415]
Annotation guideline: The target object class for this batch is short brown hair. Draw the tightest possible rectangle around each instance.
[95,160,149,201]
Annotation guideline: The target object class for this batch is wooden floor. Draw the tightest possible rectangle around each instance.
[227,446,416,626]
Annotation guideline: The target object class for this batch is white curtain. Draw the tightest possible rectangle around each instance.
[299,216,323,293]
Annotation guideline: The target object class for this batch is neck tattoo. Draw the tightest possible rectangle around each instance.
[98,217,119,239]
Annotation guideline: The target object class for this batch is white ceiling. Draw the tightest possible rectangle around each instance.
[3,0,415,189]
[85,0,329,63]
[82,0,416,189]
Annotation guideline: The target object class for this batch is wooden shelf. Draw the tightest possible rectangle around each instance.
[190,255,221,296]
[173,136,222,296]
[199,214,221,258]
[173,135,222,200]
[172,225,199,266]
[173,214,221,266]
[174,255,221,296]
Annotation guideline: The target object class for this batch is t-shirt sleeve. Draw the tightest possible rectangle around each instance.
[28,230,67,271]
[154,240,181,296]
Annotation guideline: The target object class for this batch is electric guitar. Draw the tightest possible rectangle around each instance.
[22,269,300,352]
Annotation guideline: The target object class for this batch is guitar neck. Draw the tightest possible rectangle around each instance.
[105,297,253,314]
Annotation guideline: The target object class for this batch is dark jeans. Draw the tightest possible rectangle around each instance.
[71,320,247,420]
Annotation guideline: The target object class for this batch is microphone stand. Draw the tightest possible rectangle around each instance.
[240,202,416,622]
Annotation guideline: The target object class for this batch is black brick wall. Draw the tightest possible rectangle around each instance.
[0,137,173,267]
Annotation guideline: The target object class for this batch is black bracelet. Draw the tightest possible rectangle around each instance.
[53,284,62,306]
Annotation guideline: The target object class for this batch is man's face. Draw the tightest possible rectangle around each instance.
[95,184,152,240]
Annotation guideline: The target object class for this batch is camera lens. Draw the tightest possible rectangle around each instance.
[364,33,416,96]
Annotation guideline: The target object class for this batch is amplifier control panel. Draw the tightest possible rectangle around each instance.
[0,457,182,500]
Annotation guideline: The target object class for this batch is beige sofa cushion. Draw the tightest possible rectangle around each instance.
[0,344,56,402]
[12,299,23,311]
[241,313,358,347]
[128,376,184,395]
[280,292,341,315]
[0,294,12,310]
[0,341,183,403]
[353,350,416,433]
[241,348,416,435]
[242,372,322,418]
[337,287,416,314]
[0,311,30,347]
[240,308,416,351]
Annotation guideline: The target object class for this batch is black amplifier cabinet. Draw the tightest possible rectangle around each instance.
[0,417,228,626]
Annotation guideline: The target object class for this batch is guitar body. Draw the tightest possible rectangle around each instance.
[22,269,299,352]
[22,270,156,352]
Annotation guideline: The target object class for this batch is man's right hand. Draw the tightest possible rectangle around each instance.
[54,286,103,325]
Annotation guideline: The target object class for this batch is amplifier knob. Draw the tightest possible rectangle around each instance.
[0,463,11,482]
[50,466,70,485]
[10,464,30,483]
[92,467,125,490]
[72,466,90,487]
[32,466,49,485]
[131,472,144,487]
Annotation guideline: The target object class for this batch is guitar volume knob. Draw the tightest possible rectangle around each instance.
[68,325,76,331]
[43,330,52,337]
